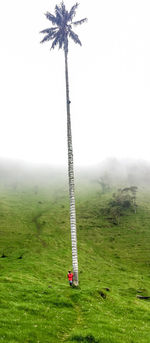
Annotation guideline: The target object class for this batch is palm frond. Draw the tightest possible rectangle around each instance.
[40,31,58,44]
[61,2,66,15]
[51,35,60,50]
[69,29,81,46]
[40,27,58,34]
[55,4,63,24]
[45,12,57,25]
[61,2,68,24]
[55,4,62,15]
[68,3,79,22]
[72,18,87,25]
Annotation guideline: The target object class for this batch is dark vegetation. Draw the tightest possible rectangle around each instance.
[71,334,100,342]
[103,186,138,225]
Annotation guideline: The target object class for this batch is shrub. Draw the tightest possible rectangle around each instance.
[104,187,138,224]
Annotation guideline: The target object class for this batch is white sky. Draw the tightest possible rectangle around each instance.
[0,0,150,166]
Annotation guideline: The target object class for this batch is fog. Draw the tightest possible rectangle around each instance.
[1,0,150,166]
[1,158,150,190]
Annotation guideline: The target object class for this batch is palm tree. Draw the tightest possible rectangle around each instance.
[40,2,87,286]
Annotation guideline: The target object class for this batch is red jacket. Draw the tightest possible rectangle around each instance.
[68,273,73,281]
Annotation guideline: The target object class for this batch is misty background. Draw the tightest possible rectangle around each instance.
[1,0,150,167]
[1,158,150,192]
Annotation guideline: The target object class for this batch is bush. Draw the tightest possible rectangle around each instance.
[71,334,99,342]
[104,187,138,224]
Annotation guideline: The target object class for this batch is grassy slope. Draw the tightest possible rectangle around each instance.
[0,181,150,343]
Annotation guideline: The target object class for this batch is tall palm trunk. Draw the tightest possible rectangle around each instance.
[64,50,78,286]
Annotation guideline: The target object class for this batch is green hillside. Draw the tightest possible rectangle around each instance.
[0,176,150,343]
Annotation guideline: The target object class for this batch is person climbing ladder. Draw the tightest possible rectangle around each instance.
[67,270,73,286]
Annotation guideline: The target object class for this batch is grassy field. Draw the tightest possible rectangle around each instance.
[0,177,150,343]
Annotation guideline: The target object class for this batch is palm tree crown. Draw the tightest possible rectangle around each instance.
[40,2,87,52]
